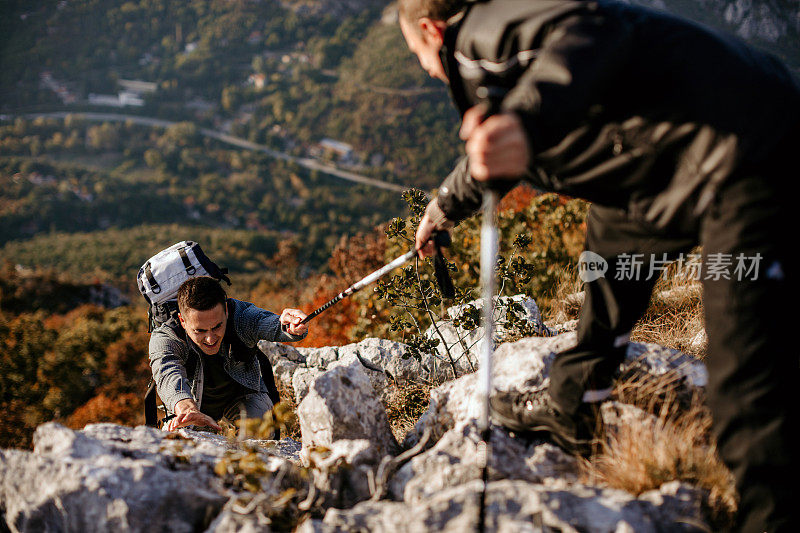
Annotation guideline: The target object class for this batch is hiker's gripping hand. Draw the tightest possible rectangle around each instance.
[416,201,439,258]
[416,199,454,258]
[280,308,308,336]
[166,399,221,432]
[461,106,530,181]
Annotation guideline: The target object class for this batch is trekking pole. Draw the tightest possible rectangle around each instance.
[477,189,498,533]
[284,231,454,330]
[475,85,505,533]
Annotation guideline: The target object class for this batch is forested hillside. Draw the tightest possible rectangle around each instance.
[0,0,460,187]
[0,0,458,447]
[0,117,401,268]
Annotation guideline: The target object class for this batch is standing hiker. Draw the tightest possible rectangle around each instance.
[149,276,308,431]
[399,0,799,530]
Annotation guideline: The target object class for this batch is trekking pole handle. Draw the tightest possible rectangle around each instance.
[476,85,505,119]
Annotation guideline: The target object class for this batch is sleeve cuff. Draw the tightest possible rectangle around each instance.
[166,391,195,414]
[427,197,456,231]
[279,328,308,343]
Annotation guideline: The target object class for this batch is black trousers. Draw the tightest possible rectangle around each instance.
[548,175,797,532]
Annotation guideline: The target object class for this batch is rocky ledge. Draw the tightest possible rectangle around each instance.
[2,313,713,532]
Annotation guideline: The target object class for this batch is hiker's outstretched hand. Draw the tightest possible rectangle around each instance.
[166,399,221,432]
[280,308,308,336]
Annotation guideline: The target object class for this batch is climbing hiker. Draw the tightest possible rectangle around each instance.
[399,0,799,531]
[148,276,308,431]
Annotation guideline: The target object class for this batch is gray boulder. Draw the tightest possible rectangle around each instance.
[260,337,432,403]
[0,423,228,533]
[297,362,399,458]
[302,439,381,510]
[292,367,325,404]
[257,341,307,392]
[391,423,578,504]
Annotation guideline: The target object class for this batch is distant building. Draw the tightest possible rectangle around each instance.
[118,91,144,106]
[88,92,144,107]
[88,94,125,107]
[40,71,78,104]
[118,79,157,94]
[320,138,353,156]
[247,73,266,90]
[319,138,355,163]
[87,78,152,108]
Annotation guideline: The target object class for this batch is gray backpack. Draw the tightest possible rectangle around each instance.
[136,241,231,331]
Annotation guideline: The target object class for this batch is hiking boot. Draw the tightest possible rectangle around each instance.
[490,385,602,456]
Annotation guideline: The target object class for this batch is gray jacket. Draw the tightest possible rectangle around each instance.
[148,299,306,413]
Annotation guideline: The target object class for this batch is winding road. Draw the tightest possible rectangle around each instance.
[26,112,411,194]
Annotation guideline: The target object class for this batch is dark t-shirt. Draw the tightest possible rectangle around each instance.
[200,350,247,420]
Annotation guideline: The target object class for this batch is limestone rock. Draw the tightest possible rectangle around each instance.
[1,423,228,533]
[405,331,708,450]
[257,340,306,391]
[423,295,554,378]
[299,478,707,532]
[297,362,399,458]
[624,341,708,388]
[303,439,381,509]
[292,367,325,404]
[391,423,578,504]
[2,314,718,533]
[403,334,571,448]
[261,337,432,402]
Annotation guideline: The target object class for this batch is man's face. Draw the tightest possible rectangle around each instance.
[400,16,448,83]
[179,303,227,355]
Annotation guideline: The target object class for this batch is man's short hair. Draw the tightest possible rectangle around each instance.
[177,276,227,314]
[399,0,465,24]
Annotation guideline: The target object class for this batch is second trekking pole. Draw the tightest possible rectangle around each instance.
[284,231,454,330]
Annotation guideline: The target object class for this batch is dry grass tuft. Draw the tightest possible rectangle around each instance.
[275,379,302,441]
[382,381,433,444]
[583,371,737,529]
[545,265,585,325]
[545,261,707,358]
[631,266,706,358]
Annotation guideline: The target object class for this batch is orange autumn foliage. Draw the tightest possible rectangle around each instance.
[67,392,143,428]
[498,182,539,213]
[247,228,386,349]
[292,229,386,348]
[67,329,151,429]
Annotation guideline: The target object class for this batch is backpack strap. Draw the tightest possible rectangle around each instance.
[144,380,159,427]
[257,350,281,406]
[178,247,197,275]
[144,263,161,295]
[192,243,231,286]
[224,299,281,406]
